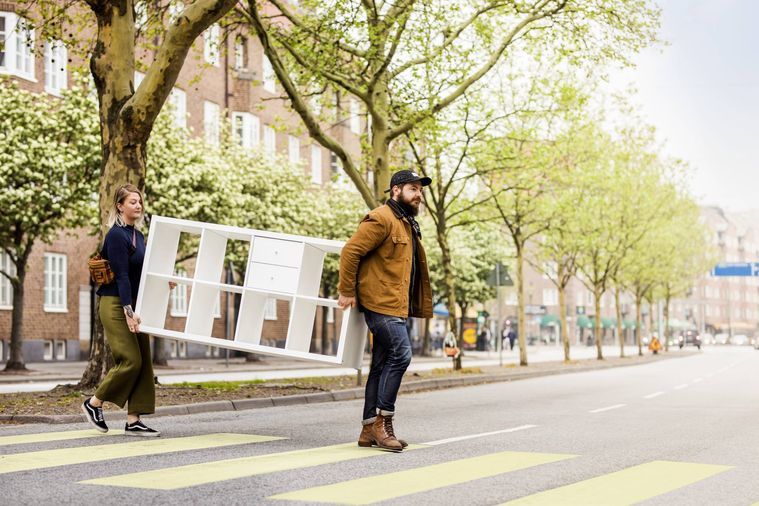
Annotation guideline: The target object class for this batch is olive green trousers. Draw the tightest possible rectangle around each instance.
[95,296,155,415]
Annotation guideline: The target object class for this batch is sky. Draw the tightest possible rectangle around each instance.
[609,0,759,212]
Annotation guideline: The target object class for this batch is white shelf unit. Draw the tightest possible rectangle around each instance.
[135,216,367,369]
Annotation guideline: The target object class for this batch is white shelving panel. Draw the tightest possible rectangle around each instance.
[135,216,367,369]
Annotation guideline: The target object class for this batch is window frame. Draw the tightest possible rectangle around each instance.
[203,24,221,67]
[43,253,67,313]
[203,100,220,146]
[262,54,276,93]
[288,135,300,164]
[0,251,15,309]
[264,298,277,320]
[231,111,260,149]
[310,145,322,184]
[170,269,188,317]
[44,39,67,95]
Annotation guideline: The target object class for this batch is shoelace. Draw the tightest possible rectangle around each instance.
[383,417,396,438]
[88,403,104,422]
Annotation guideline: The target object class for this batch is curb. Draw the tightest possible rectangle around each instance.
[3,353,691,425]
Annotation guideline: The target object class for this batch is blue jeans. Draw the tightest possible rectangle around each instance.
[362,309,412,422]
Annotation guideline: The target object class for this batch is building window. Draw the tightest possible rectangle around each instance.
[327,306,335,323]
[169,87,186,128]
[542,288,558,307]
[262,54,276,93]
[204,24,220,66]
[170,269,188,316]
[349,99,360,134]
[232,112,260,149]
[234,36,247,70]
[288,135,300,164]
[44,253,67,312]
[203,100,220,146]
[0,252,14,308]
[0,14,35,79]
[44,40,67,95]
[264,298,277,320]
[55,340,66,360]
[310,145,322,184]
[43,341,54,360]
[263,125,276,155]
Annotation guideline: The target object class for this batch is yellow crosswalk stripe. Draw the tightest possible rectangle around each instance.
[269,451,576,504]
[0,433,281,474]
[500,460,732,505]
[81,443,426,490]
[0,429,124,447]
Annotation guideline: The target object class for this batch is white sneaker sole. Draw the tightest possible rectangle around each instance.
[124,430,161,437]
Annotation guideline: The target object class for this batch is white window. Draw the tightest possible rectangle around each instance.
[43,341,53,361]
[349,99,360,134]
[170,269,188,316]
[232,112,260,149]
[203,101,220,146]
[204,24,220,66]
[55,340,66,360]
[262,54,276,93]
[0,252,15,308]
[0,14,35,79]
[310,145,322,184]
[504,290,517,306]
[212,293,221,318]
[234,36,247,70]
[263,125,276,155]
[44,40,67,95]
[169,87,186,128]
[542,288,558,307]
[264,298,277,320]
[44,253,67,312]
[327,306,335,323]
[288,135,300,164]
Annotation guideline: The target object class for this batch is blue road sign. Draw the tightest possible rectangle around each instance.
[711,262,759,276]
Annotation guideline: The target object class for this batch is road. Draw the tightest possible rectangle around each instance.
[2,346,758,504]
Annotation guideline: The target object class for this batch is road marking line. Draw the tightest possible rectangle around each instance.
[500,460,731,505]
[693,378,703,383]
[674,384,688,390]
[423,425,537,446]
[589,404,626,414]
[80,443,425,490]
[0,429,124,447]
[269,451,576,504]
[643,392,664,399]
[0,433,280,475]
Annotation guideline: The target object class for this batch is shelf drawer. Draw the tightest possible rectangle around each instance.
[246,262,299,293]
[251,237,303,268]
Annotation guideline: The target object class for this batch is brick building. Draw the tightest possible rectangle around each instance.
[1,6,360,362]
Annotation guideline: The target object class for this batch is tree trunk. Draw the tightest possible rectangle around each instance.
[663,293,671,352]
[5,262,27,371]
[153,337,168,366]
[558,284,570,362]
[78,297,112,389]
[594,289,604,360]
[422,318,431,357]
[516,246,528,366]
[635,294,643,356]
[615,288,624,358]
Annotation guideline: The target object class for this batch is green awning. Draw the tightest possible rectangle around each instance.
[589,317,616,329]
[540,314,560,326]
[577,315,593,329]
[623,319,637,329]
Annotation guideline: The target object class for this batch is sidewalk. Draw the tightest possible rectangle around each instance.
[1,345,664,393]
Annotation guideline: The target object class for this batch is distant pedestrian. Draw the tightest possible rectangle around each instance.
[648,334,662,355]
[339,169,433,452]
[82,184,169,437]
[507,329,517,350]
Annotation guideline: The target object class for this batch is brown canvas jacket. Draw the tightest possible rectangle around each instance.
[339,203,433,319]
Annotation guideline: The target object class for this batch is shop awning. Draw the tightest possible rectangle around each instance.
[589,317,616,328]
[623,319,637,329]
[433,303,450,317]
[577,315,593,329]
[540,314,560,327]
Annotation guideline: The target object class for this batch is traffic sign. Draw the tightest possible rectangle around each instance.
[711,262,759,276]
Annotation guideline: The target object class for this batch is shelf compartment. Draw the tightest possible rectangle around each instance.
[138,274,173,328]
[184,283,220,337]
[144,221,181,276]
[194,229,228,283]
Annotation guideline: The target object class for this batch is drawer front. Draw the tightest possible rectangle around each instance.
[246,263,299,293]
[252,237,303,268]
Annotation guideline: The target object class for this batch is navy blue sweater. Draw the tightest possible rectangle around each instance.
[96,224,145,307]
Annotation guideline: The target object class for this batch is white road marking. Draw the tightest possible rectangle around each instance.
[422,425,538,446]
[674,384,688,390]
[644,391,664,399]
[589,404,626,414]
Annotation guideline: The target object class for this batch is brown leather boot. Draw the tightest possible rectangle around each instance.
[369,414,403,451]
[358,423,408,448]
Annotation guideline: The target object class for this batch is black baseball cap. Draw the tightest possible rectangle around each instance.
[384,169,432,193]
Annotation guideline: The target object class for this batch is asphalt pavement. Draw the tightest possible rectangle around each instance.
[2,345,757,504]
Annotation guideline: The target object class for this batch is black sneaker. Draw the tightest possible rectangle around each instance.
[125,420,161,437]
[82,398,108,433]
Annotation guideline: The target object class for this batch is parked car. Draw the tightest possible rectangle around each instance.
[678,330,701,350]
[715,333,730,345]
[732,334,749,346]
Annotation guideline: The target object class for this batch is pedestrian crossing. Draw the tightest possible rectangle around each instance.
[0,427,737,504]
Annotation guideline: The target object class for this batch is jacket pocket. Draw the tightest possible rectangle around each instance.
[392,236,408,245]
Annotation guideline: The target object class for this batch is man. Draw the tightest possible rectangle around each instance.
[338,169,433,451]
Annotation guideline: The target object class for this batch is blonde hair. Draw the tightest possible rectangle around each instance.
[107,184,146,228]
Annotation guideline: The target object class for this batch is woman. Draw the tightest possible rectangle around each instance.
[82,184,160,436]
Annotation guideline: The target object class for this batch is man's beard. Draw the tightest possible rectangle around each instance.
[398,194,420,216]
